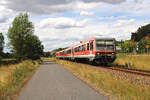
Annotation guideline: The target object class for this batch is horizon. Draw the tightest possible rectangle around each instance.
[0,0,150,52]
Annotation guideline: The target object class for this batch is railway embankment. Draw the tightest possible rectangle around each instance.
[46,57,150,100]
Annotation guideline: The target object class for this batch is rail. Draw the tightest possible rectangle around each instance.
[105,66,150,77]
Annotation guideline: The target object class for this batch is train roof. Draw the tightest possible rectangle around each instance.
[90,35,115,40]
[56,36,116,53]
[56,47,71,53]
[94,37,115,40]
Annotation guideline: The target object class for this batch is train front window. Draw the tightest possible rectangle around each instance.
[96,40,114,51]
[96,40,105,45]
[105,41,114,45]
[106,45,114,51]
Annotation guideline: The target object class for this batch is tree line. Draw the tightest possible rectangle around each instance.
[0,13,44,61]
[118,23,150,53]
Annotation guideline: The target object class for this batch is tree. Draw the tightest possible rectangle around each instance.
[145,35,150,53]
[23,34,44,59]
[8,13,44,60]
[120,40,136,53]
[0,32,4,60]
[130,40,136,54]
[137,36,150,53]
[138,38,147,53]
[131,24,150,42]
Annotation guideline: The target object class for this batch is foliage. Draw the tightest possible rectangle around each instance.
[47,48,67,57]
[23,34,44,59]
[131,24,150,42]
[43,52,51,57]
[0,33,4,61]
[54,48,66,52]
[8,13,44,60]
[136,36,150,53]
[120,40,136,53]
[123,23,150,54]
[2,53,13,59]
[138,38,147,53]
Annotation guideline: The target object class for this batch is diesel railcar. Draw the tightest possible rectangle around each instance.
[56,37,116,64]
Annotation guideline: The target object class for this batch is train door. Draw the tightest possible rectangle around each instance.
[90,40,94,55]
[85,43,89,55]
[71,48,73,57]
[88,40,95,61]
[71,48,75,60]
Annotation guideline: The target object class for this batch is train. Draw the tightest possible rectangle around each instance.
[56,37,117,64]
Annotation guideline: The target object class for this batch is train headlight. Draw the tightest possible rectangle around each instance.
[97,53,100,55]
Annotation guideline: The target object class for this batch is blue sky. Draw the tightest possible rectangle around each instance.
[0,0,150,51]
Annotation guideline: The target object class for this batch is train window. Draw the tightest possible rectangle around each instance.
[87,43,89,50]
[107,45,114,51]
[81,45,85,51]
[83,45,86,51]
[67,49,71,54]
[90,41,93,50]
[105,40,114,45]
[81,45,83,51]
[64,50,67,54]
[75,47,78,52]
[79,46,82,51]
[75,46,80,52]
[77,47,80,52]
[96,40,105,45]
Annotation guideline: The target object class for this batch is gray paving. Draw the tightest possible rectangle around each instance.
[18,62,108,100]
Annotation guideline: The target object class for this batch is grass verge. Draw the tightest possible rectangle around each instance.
[47,58,150,100]
[114,54,150,71]
[0,60,40,100]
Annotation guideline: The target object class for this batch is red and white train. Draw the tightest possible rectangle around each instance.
[56,37,116,64]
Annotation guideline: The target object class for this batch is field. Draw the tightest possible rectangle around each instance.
[46,58,150,100]
[114,54,150,71]
[0,60,40,100]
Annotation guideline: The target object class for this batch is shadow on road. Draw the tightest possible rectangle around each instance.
[42,61,56,65]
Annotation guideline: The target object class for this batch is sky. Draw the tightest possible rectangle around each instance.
[0,0,150,52]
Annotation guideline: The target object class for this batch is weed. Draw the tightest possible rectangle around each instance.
[114,54,150,71]
[56,60,150,100]
[0,60,39,100]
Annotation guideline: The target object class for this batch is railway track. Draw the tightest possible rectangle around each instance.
[106,66,150,77]
[55,59,150,77]
[80,62,150,77]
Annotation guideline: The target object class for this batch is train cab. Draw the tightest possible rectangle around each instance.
[91,38,116,64]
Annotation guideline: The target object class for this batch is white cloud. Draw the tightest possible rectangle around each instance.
[37,17,88,29]
[3,0,125,14]
[0,6,14,23]
[114,19,135,28]
[80,11,93,16]
[96,0,150,16]
[34,16,145,51]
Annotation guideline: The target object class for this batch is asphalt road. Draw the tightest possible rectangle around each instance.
[18,62,108,100]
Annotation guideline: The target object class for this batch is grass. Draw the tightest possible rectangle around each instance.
[114,54,150,71]
[0,60,40,100]
[47,58,150,100]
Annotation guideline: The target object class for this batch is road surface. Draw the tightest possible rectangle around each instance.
[18,62,108,100]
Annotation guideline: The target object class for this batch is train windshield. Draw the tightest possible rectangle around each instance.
[96,40,114,51]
